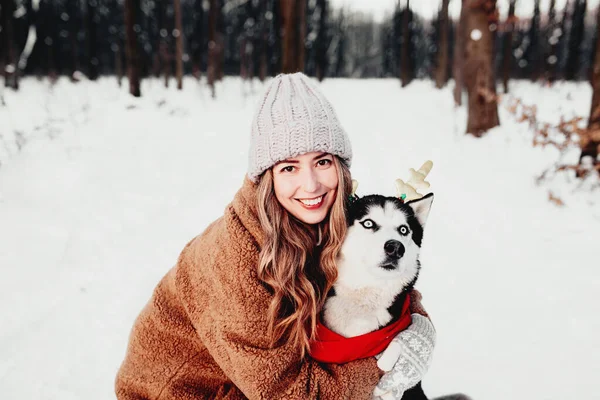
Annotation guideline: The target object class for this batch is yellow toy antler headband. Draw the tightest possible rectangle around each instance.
[348,160,433,204]
[395,160,433,202]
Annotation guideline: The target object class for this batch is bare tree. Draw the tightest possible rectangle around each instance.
[281,0,306,73]
[41,0,58,82]
[463,0,499,135]
[453,0,466,105]
[207,0,222,97]
[315,0,327,81]
[174,0,184,89]
[85,0,99,80]
[65,0,81,81]
[527,0,541,81]
[157,0,172,87]
[502,0,516,93]
[16,0,39,80]
[125,0,141,96]
[115,46,123,87]
[192,0,204,80]
[544,0,559,83]
[581,7,600,172]
[258,0,268,81]
[107,0,124,86]
[330,8,346,77]
[1,0,18,89]
[565,0,587,80]
[435,0,450,88]
[400,0,411,86]
[241,0,259,80]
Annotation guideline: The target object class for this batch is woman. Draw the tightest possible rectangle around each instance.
[115,73,434,399]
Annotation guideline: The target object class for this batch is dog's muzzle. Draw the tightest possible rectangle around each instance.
[379,240,405,270]
[384,240,405,259]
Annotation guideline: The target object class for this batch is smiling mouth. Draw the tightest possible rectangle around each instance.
[296,194,325,208]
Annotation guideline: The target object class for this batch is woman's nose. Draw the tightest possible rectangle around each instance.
[302,170,319,192]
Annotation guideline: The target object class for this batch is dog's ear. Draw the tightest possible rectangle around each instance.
[406,193,434,227]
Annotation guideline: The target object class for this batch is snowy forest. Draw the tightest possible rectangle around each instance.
[1,0,600,176]
[1,1,600,400]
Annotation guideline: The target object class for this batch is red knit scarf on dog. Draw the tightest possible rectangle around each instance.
[309,295,412,364]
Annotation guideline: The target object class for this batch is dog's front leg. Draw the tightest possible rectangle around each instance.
[401,382,428,400]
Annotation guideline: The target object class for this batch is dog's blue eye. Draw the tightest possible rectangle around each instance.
[361,219,375,229]
[398,225,409,236]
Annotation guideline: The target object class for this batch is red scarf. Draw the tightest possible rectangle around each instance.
[309,295,412,364]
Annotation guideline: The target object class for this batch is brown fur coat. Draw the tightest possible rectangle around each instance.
[115,178,386,399]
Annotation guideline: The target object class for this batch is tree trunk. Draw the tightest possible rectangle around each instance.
[528,0,541,81]
[153,0,163,78]
[315,0,327,81]
[453,0,466,106]
[463,0,500,136]
[1,0,18,89]
[174,0,184,90]
[68,0,81,80]
[116,46,123,87]
[580,7,600,171]
[545,0,558,83]
[281,0,306,73]
[208,0,219,97]
[333,9,345,77]
[565,0,587,81]
[192,0,204,80]
[240,37,248,80]
[269,0,283,76]
[38,0,57,82]
[157,0,171,88]
[86,0,99,80]
[400,0,411,87]
[258,0,268,81]
[241,0,255,80]
[125,0,141,97]
[502,0,516,93]
[435,0,450,88]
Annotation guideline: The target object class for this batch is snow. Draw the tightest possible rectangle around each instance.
[1,77,599,400]
[470,29,482,41]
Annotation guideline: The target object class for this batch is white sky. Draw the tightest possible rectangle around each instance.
[330,0,599,22]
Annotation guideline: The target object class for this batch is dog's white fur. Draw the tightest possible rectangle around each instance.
[323,197,432,338]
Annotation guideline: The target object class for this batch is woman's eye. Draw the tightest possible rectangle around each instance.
[398,225,409,236]
[361,219,375,229]
[317,159,332,167]
[281,166,295,173]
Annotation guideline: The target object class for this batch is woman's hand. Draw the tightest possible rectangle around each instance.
[372,290,436,400]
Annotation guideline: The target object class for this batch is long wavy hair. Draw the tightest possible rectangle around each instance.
[256,156,352,358]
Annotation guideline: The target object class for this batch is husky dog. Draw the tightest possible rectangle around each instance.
[322,192,434,400]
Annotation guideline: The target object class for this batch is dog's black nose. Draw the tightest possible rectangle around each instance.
[384,240,405,258]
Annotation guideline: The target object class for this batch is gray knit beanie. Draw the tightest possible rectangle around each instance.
[247,72,353,182]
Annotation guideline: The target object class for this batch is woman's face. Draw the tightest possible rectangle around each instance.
[272,152,339,225]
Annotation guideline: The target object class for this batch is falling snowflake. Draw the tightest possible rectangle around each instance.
[470,29,482,41]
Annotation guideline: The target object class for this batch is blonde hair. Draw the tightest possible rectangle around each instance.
[256,156,352,358]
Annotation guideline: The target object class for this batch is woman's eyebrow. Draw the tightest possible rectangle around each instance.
[274,159,299,166]
[312,153,329,161]
[274,153,329,166]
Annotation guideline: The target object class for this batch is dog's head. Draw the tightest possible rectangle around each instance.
[337,193,434,287]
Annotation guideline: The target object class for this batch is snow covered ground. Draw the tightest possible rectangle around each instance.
[1,76,599,400]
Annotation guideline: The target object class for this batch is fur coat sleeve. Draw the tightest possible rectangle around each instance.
[115,178,383,400]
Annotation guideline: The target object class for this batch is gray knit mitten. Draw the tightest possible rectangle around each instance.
[372,314,436,400]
